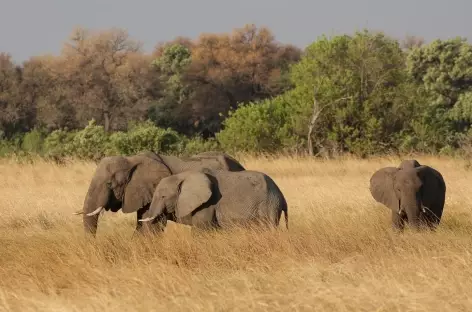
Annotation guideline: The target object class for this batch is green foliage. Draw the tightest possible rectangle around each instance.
[268,30,414,156]
[108,120,183,155]
[152,44,192,73]
[406,38,472,149]
[21,128,46,154]
[217,91,305,153]
[0,139,17,157]
[149,44,193,130]
[5,30,472,159]
[69,120,109,160]
[180,137,220,156]
[43,129,77,158]
[0,133,24,157]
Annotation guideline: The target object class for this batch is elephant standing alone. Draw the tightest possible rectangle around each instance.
[75,151,246,236]
[369,159,446,230]
[139,168,289,230]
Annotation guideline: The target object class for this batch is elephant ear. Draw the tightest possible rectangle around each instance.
[175,171,213,218]
[214,154,245,171]
[122,159,171,213]
[416,165,446,203]
[109,160,135,201]
[369,167,400,211]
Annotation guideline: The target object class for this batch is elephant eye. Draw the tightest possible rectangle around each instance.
[106,182,112,188]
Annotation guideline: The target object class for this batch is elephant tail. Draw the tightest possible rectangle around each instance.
[280,195,288,230]
[283,208,288,230]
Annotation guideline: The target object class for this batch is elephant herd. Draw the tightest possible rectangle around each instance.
[73,151,288,236]
[73,151,447,236]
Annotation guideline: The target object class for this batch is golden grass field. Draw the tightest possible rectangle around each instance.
[1,155,472,311]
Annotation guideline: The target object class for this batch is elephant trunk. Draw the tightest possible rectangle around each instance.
[139,199,166,223]
[402,192,422,229]
[82,182,110,236]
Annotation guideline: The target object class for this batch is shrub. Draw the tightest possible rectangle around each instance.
[216,92,305,153]
[21,128,46,154]
[69,120,109,160]
[43,129,77,158]
[0,140,17,157]
[181,137,220,156]
[108,120,183,156]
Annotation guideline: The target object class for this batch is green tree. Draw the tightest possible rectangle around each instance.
[148,44,193,131]
[407,37,472,150]
[217,91,304,153]
[218,30,417,156]
[289,30,414,156]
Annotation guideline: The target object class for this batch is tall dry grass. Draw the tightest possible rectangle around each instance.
[0,155,472,311]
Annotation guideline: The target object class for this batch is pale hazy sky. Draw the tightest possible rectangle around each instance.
[1,0,470,63]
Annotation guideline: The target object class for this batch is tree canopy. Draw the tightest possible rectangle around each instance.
[2,25,472,158]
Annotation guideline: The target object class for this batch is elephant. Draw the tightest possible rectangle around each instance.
[74,151,246,236]
[369,159,446,231]
[74,152,172,236]
[157,152,246,172]
[138,168,289,231]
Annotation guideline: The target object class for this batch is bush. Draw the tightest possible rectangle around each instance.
[0,140,17,157]
[43,129,77,158]
[108,120,183,156]
[69,120,109,160]
[216,92,305,153]
[180,137,220,156]
[21,128,46,155]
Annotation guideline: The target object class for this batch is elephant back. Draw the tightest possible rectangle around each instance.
[191,152,246,172]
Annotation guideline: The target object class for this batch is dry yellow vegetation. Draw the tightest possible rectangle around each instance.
[1,155,472,311]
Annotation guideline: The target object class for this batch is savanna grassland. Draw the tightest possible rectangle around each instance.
[1,156,472,311]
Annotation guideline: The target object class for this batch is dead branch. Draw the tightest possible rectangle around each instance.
[307,87,351,156]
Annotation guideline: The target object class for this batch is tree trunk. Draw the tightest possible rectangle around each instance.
[103,111,110,132]
[307,89,322,156]
[307,88,352,156]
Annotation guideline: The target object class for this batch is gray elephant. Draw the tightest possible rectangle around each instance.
[74,151,246,236]
[369,159,446,231]
[157,152,246,172]
[139,168,288,231]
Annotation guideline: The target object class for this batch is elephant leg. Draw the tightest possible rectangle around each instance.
[420,211,440,230]
[391,210,405,232]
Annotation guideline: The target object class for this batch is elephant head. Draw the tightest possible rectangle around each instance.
[369,160,446,230]
[77,153,172,235]
[139,171,213,225]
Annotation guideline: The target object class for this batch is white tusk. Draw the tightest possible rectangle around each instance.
[86,206,104,216]
[73,211,84,215]
[138,217,156,222]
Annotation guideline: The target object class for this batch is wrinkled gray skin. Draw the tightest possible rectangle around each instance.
[140,168,288,231]
[76,153,172,236]
[369,159,446,231]
[76,151,246,236]
[158,152,246,173]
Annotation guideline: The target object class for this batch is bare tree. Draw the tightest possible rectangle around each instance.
[60,27,150,131]
[401,35,425,50]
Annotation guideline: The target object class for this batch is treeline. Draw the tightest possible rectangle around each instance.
[2,24,472,159]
